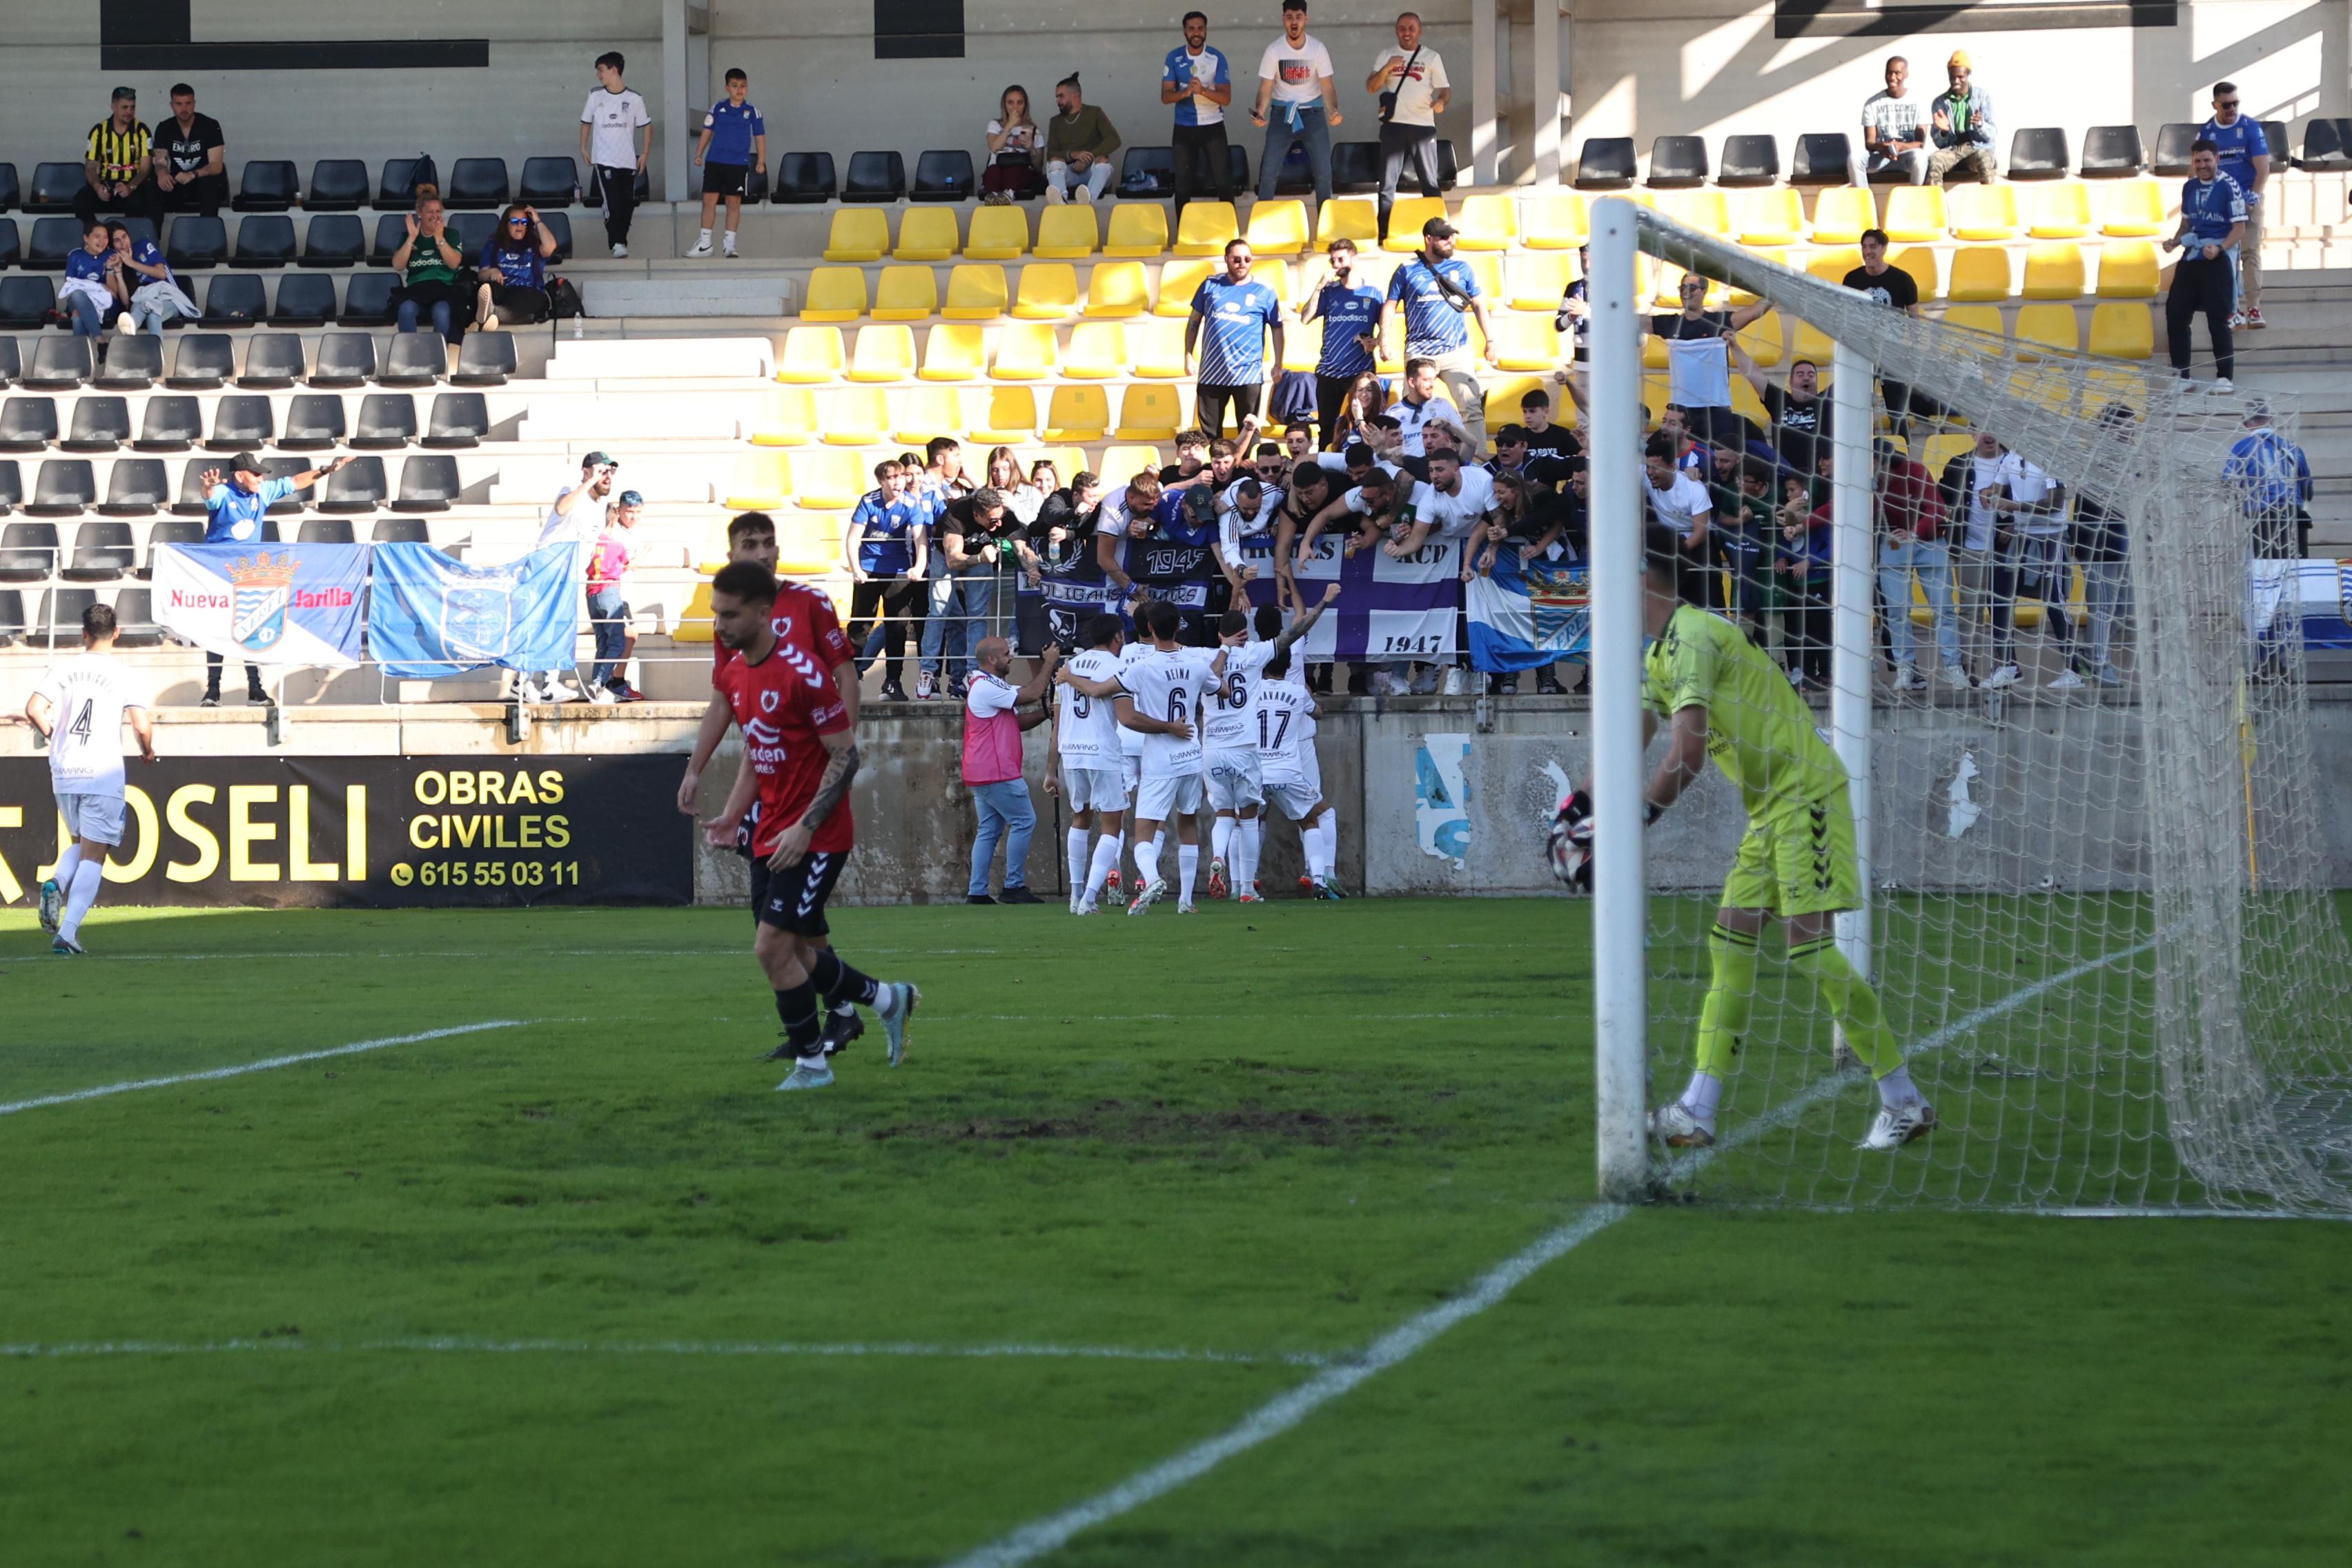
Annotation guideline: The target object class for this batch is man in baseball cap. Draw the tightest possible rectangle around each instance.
[1927,49,1997,185]
[192,449,352,706]
[525,452,622,703]
[1376,211,1497,451]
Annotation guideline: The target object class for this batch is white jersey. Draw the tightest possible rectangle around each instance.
[1251,678,1316,783]
[539,483,609,548]
[32,652,144,798]
[1113,640,1153,756]
[1119,645,1218,777]
[1055,647,1124,764]
[1200,638,1277,750]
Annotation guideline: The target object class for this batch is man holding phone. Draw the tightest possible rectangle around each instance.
[528,451,620,703]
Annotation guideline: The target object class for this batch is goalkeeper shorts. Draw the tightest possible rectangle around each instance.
[1721,792,1862,919]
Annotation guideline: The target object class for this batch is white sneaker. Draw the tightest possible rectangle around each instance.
[588,683,618,705]
[874,980,918,1066]
[1981,663,2022,690]
[1440,667,1468,696]
[2046,669,2085,690]
[2228,313,2246,331]
[1045,186,1066,205]
[687,238,715,258]
[611,243,629,259]
[723,239,738,258]
[1939,663,1972,689]
[1646,1100,1716,1149]
[1366,670,1393,696]
[2211,377,2235,395]
[1074,897,1099,915]
[1126,876,1168,914]
[914,670,937,700]
[2097,664,2124,687]
[1860,1099,1937,1150]
[1891,666,1925,693]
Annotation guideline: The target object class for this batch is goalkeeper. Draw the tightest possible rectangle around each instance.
[1571,524,1934,1153]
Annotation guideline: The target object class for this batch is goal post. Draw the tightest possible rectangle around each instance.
[1586,197,2352,1215]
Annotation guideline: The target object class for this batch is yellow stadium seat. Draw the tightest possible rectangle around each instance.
[1643,332,1668,369]
[1790,316,1834,365]
[2021,243,2087,300]
[1941,304,2006,339]
[1946,246,2012,302]
[968,387,1037,442]
[1667,188,1731,237]
[1316,197,1380,246]
[2087,301,2153,360]
[1723,250,1784,306]
[1250,257,1295,311]
[819,387,889,447]
[1282,315,1323,373]
[847,324,916,382]
[1381,197,1449,252]
[2099,179,2166,238]
[1454,193,1518,250]
[1026,447,1086,482]
[1520,192,1589,249]
[752,386,819,447]
[1104,202,1170,257]
[791,450,863,509]
[1099,444,1165,484]
[942,263,1010,320]
[2027,182,2094,239]
[778,325,845,383]
[1457,252,1502,306]
[1130,318,1188,378]
[1890,245,1941,302]
[1881,185,1949,242]
[1507,251,1574,313]
[822,208,890,262]
[919,323,986,381]
[1064,322,1124,379]
[1115,384,1182,441]
[1481,375,1540,429]
[870,265,939,322]
[1245,198,1310,256]
[1155,257,1215,317]
[1173,201,1239,257]
[1921,433,1973,477]
[1949,183,2019,241]
[893,207,960,262]
[1808,186,1875,244]
[1012,262,1079,320]
[964,204,1029,260]
[2095,241,2159,298]
[724,449,793,510]
[1729,375,1767,427]
[674,582,716,643]
[1736,188,1804,247]
[990,322,1057,379]
[1804,248,1861,286]
[1043,385,1110,442]
[1035,205,1100,258]
[1734,315,1784,369]
[890,386,961,444]
[801,267,870,322]
[1084,260,1150,317]
[2015,302,2079,359]
[1489,315,1562,371]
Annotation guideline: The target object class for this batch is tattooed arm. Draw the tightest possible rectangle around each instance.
[768,729,860,870]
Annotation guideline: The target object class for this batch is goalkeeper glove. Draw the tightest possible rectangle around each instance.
[1547,790,1664,892]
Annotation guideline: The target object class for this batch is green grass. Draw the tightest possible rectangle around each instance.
[1,899,2346,1566]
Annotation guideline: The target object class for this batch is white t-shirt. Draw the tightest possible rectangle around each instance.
[966,669,1019,718]
[1996,452,2064,537]
[1119,645,1218,776]
[1201,639,1277,751]
[1645,472,1714,542]
[1385,395,1462,458]
[540,483,609,547]
[1406,467,1497,538]
[1369,46,1448,128]
[987,120,1042,155]
[1251,678,1315,783]
[1260,34,1336,106]
[1055,647,1124,764]
[1960,453,2006,551]
[1217,496,1282,560]
[1113,640,1153,756]
[582,88,651,169]
[33,652,143,798]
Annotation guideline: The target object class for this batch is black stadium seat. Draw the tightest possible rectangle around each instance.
[1792,132,1854,184]
[32,587,98,645]
[98,462,168,518]
[446,158,511,209]
[142,518,203,571]
[63,519,136,576]
[300,213,365,267]
[541,210,574,262]
[112,587,160,645]
[393,455,461,512]
[369,213,407,269]
[136,395,203,450]
[239,333,308,387]
[233,160,300,212]
[0,395,59,451]
[208,393,275,450]
[29,216,81,269]
[424,391,489,447]
[0,588,21,645]
[28,164,83,213]
[372,516,431,542]
[447,211,497,259]
[741,165,771,204]
[271,274,337,327]
[27,460,96,516]
[311,333,378,386]
[231,214,297,266]
[772,151,836,204]
[281,393,346,450]
[0,460,19,511]
[306,159,369,211]
[257,458,308,514]
[0,219,21,270]
[92,335,161,390]
[24,338,93,390]
[520,156,580,206]
[1,521,60,578]
[1574,137,1637,188]
[912,150,974,201]
[2151,122,2199,176]
[2300,118,2352,171]
[1647,135,1709,187]
[171,460,215,516]
[0,339,17,387]
[341,273,395,326]
[166,215,229,270]
[1315,141,1371,193]
[2260,120,2291,175]
[297,517,357,544]
[0,164,18,214]
[1717,135,1781,186]
[843,151,907,202]
[202,273,266,324]
[61,397,131,452]
[381,335,446,386]
[352,392,418,448]
[2008,128,2070,180]
[378,157,430,208]
[0,277,51,327]
[454,332,515,387]
[1117,146,1175,198]
[317,455,386,513]
[2079,126,2144,177]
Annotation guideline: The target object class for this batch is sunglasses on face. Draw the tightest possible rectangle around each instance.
[507,219,530,227]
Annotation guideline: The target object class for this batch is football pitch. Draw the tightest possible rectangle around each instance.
[3,896,2346,1567]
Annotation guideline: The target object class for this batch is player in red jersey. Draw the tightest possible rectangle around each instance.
[699,563,919,1090]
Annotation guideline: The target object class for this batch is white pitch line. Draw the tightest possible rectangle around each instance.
[0,1021,528,1118]
[0,1336,1332,1368]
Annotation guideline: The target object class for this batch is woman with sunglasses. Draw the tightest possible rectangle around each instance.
[475,203,560,331]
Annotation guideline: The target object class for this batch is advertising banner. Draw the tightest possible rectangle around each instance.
[366,542,585,678]
[153,542,371,667]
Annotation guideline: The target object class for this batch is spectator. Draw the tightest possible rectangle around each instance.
[110,220,196,336]
[962,638,1058,903]
[1520,386,1580,464]
[1553,244,1593,363]
[844,458,931,701]
[1774,471,1832,690]
[2073,404,2137,686]
[2202,81,2270,329]
[1873,438,1966,691]
[1358,411,1429,481]
[391,187,472,347]
[983,86,1046,204]
[1925,50,1997,186]
[1385,357,1462,459]
[58,219,122,340]
[1843,229,1934,437]
[1252,0,1344,208]
[1013,458,1064,667]
[1940,427,2012,684]
[1984,444,2077,689]
[1297,238,1384,444]
[1645,433,1715,604]
[932,486,1026,697]
[1187,238,1286,440]
[150,84,227,217]
[529,451,619,705]
[2226,399,2314,560]
[689,68,766,258]
[1165,14,1236,214]
[475,204,558,331]
[76,88,159,228]
[1853,56,1928,186]
[1043,73,1121,206]
[1654,273,1772,449]
[1325,369,1388,453]
[1708,455,1780,641]
[196,451,353,706]
[1743,355,1832,478]
[1381,216,1498,450]
[914,438,975,699]
[1367,11,1449,242]
[581,50,651,258]
[587,489,643,703]
[2163,139,2244,392]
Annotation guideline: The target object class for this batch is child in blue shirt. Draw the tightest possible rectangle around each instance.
[690,68,767,258]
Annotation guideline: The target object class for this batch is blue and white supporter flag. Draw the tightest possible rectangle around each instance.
[366,542,585,678]
[1465,548,1589,672]
[153,542,369,667]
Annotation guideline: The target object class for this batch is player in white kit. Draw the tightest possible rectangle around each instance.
[1111,600,1224,914]
[1202,585,1340,901]
[26,602,156,954]
[1250,645,1344,898]
[1046,613,1131,913]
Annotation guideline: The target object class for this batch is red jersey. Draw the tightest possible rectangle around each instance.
[713,635,856,856]
[712,581,852,683]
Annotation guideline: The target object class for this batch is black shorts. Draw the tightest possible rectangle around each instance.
[749,847,850,937]
[702,162,749,197]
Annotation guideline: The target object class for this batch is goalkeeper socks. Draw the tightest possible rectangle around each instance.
[1211,815,1234,867]
[1135,835,1162,889]
[1789,937,1905,1078]
[1178,844,1201,905]
[1066,828,1090,896]
[774,979,823,1063]
[1875,1065,1921,1108]
[1694,922,1761,1079]
[1085,834,1121,901]
[1681,1070,1723,1122]
[808,948,880,1009]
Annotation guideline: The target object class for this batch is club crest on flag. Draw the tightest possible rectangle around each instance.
[229,551,298,652]
[443,585,512,662]
[1525,561,1589,647]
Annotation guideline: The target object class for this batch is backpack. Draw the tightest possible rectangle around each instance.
[547,277,587,319]
[406,153,438,200]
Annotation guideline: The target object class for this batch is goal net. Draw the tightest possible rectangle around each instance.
[1589,199,2352,1215]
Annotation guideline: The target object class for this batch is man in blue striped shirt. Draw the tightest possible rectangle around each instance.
[2163,140,2246,391]
[1380,215,1498,450]
[1297,237,1384,447]
[1186,239,1285,442]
